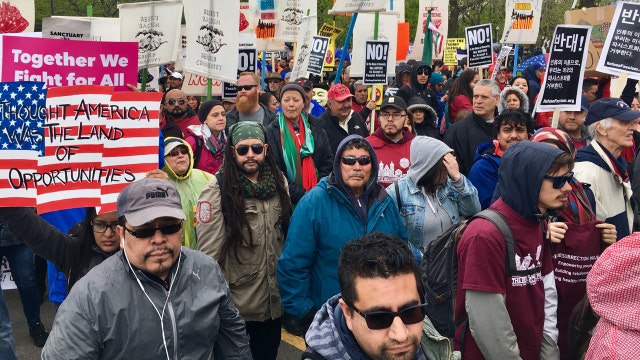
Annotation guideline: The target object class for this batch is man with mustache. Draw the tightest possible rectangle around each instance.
[43,178,251,359]
[278,135,408,336]
[226,72,277,130]
[317,83,369,155]
[163,89,201,137]
[196,121,292,360]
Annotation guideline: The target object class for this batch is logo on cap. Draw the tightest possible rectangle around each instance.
[146,187,169,199]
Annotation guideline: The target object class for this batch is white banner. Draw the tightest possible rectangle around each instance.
[350,13,397,78]
[330,0,387,14]
[183,0,240,83]
[118,0,183,68]
[502,0,542,44]
[42,17,91,40]
[411,0,448,60]
[51,16,121,42]
[290,16,317,80]
[1,0,35,33]
[182,72,223,96]
[274,0,317,42]
[250,0,285,51]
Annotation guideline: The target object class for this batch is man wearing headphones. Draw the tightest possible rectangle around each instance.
[42,178,251,359]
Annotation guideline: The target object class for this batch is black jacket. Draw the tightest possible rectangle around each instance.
[316,110,369,156]
[396,60,440,112]
[266,115,334,204]
[444,112,494,176]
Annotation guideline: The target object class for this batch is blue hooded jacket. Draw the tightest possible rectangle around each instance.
[468,141,501,210]
[523,64,542,111]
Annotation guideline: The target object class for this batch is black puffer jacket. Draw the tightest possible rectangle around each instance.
[316,110,368,156]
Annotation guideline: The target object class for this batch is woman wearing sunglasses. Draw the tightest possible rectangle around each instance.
[266,83,333,204]
[387,136,481,254]
[184,100,227,175]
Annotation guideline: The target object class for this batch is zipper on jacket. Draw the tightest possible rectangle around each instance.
[168,299,178,360]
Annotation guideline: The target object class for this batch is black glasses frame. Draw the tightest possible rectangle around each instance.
[91,221,118,233]
[235,144,264,156]
[167,148,189,157]
[341,156,372,166]
[343,298,427,330]
[123,223,182,239]
[237,84,259,91]
[543,172,574,189]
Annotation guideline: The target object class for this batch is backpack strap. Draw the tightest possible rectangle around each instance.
[394,181,401,211]
[193,136,204,167]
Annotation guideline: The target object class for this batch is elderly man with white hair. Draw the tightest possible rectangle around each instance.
[573,98,640,240]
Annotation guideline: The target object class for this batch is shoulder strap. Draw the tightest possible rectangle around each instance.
[193,137,204,167]
[394,181,401,211]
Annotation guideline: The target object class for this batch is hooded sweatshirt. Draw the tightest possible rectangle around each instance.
[523,64,542,109]
[396,61,439,112]
[498,86,530,114]
[385,62,412,97]
[456,141,560,360]
[468,141,501,209]
[366,128,415,188]
[585,233,640,360]
[407,96,440,138]
[162,137,214,249]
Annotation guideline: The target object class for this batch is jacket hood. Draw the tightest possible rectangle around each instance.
[395,63,411,87]
[473,141,495,162]
[523,64,539,82]
[576,143,613,172]
[496,141,565,220]
[332,135,379,195]
[409,61,431,91]
[162,137,194,181]
[498,86,530,113]
[406,136,453,185]
[407,96,438,121]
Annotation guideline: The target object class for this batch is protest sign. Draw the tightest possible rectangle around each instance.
[363,40,390,85]
[42,17,91,40]
[443,38,465,65]
[1,36,137,91]
[183,0,240,83]
[0,0,35,33]
[596,2,640,79]
[564,5,616,76]
[182,72,223,96]
[274,0,316,42]
[351,13,397,78]
[410,0,448,60]
[1,257,16,290]
[50,16,121,42]
[537,25,591,111]
[318,23,344,69]
[0,84,162,214]
[330,0,387,14]
[118,0,183,68]
[465,24,493,68]
[307,36,330,76]
[290,16,317,80]
[223,47,257,97]
[502,0,542,44]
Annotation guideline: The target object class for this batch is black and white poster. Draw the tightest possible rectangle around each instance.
[597,1,640,79]
[307,36,330,76]
[363,40,389,85]
[223,47,257,98]
[538,25,591,111]
[465,24,493,68]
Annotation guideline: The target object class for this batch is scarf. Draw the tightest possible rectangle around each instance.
[201,124,227,155]
[278,112,317,191]
[219,165,278,200]
[599,141,629,183]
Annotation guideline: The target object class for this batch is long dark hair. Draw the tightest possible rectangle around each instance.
[447,69,478,106]
[68,208,99,289]
[218,141,292,268]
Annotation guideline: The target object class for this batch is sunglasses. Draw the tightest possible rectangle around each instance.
[341,156,371,166]
[91,221,118,233]
[543,172,574,189]
[417,69,429,75]
[237,84,259,91]
[167,147,188,157]
[235,144,264,156]
[344,299,427,330]
[123,223,182,239]
[167,99,186,106]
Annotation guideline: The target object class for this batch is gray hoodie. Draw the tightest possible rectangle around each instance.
[406,136,454,185]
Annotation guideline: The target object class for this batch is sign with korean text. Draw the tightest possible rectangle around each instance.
[307,36,330,76]
[538,25,591,111]
[597,1,640,79]
[363,40,389,85]
[465,24,493,68]
[564,5,616,77]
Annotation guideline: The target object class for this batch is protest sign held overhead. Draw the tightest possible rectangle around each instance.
[411,0,448,61]
[318,23,343,69]
[443,38,465,65]
[597,1,640,79]
[182,72,223,96]
[223,47,258,98]
[1,36,137,91]
[351,13,397,78]
[465,24,493,68]
[538,25,591,111]
[330,0,387,14]
[502,0,542,44]
[307,36,330,76]
[42,17,91,40]
[363,40,390,85]
[290,15,317,80]
[274,0,316,43]
[564,5,615,76]
[118,0,182,69]
[0,1,35,33]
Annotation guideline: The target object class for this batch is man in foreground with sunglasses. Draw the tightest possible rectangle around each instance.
[43,178,251,359]
[164,89,201,137]
[278,135,408,336]
[455,141,573,359]
[303,232,457,360]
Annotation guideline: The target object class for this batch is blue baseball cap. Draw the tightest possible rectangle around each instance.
[585,97,640,126]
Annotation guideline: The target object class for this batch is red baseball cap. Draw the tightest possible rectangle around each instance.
[328,83,354,102]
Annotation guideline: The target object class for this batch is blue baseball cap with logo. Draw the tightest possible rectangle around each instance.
[585,97,640,126]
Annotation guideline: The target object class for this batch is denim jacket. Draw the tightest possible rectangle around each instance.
[387,175,481,252]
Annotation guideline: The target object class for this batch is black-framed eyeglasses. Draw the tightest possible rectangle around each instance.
[343,298,426,330]
[91,221,118,233]
[235,144,264,156]
[167,147,189,157]
[379,112,406,120]
[238,84,259,91]
[123,223,182,239]
[167,99,186,106]
[543,172,574,189]
[341,156,372,166]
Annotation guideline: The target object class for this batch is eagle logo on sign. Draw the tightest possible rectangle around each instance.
[197,25,227,53]
[281,8,303,25]
[136,29,167,52]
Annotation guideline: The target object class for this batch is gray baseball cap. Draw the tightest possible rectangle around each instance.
[116,178,185,226]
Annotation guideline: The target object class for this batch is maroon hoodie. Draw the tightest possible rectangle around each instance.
[365,128,414,188]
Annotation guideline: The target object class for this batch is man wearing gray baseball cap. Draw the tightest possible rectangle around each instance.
[43,178,251,359]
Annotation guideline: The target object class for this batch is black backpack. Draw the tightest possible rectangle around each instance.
[421,209,521,338]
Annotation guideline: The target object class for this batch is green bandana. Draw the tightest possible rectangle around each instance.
[229,121,266,145]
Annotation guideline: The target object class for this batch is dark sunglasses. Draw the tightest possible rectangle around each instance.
[344,299,427,330]
[167,99,186,106]
[543,172,574,189]
[167,148,188,157]
[123,223,182,239]
[238,84,259,91]
[417,69,429,75]
[91,221,118,233]
[235,144,264,156]
[341,156,371,166]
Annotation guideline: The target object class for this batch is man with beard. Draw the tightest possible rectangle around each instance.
[277,135,408,336]
[317,83,369,155]
[164,89,201,137]
[197,121,292,360]
[43,178,251,359]
[303,233,457,360]
[365,96,415,187]
[558,95,591,150]
[226,72,277,130]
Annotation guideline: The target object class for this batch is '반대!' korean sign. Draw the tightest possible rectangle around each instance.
[537,25,592,111]
[597,1,640,79]
[465,24,493,68]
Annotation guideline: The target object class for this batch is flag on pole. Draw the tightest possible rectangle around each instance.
[422,9,433,65]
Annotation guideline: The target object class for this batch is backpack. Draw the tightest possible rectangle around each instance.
[421,209,520,338]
